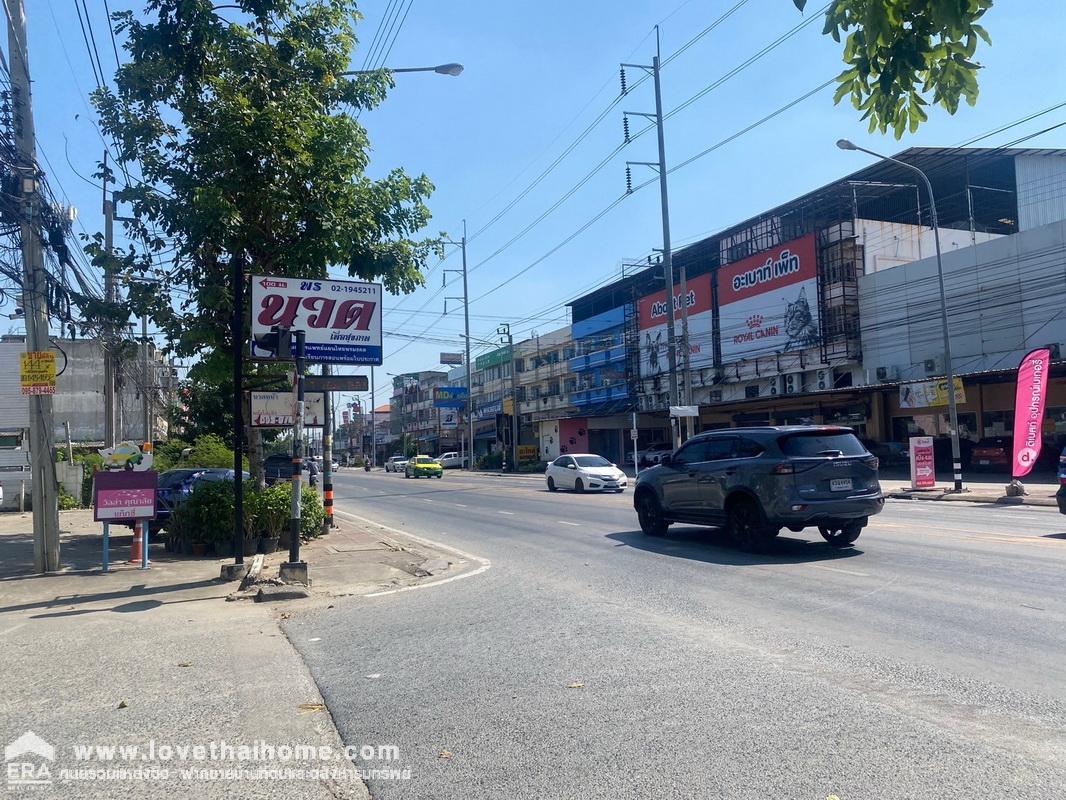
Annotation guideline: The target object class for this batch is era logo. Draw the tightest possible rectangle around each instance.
[5,731,54,787]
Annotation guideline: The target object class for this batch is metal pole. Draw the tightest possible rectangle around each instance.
[462,222,474,471]
[652,42,680,449]
[289,331,306,564]
[371,365,376,467]
[64,420,72,462]
[321,364,333,532]
[102,156,116,449]
[850,145,963,492]
[508,330,518,472]
[230,255,244,565]
[141,312,150,443]
[9,1,59,572]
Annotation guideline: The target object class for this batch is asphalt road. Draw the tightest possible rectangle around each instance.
[285,469,1066,800]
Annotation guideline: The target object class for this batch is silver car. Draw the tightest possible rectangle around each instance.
[632,426,883,551]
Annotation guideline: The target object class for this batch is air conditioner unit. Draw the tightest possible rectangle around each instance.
[784,373,800,394]
[766,376,782,396]
[709,390,723,403]
[923,357,941,375]
[815,369,830,391]
[745,384,760,399]
[875,365,899,382]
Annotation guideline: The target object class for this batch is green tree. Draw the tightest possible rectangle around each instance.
[794,0,993,137]
[91,0,440,362]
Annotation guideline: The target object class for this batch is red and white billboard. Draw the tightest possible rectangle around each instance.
[638,274,713,380]
[1011,347,1052,479]
[717,234,820,362]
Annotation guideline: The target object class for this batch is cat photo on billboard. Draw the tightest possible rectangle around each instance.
[784,286,819,351]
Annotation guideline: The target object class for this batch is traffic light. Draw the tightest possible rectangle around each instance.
[251,325,293,359]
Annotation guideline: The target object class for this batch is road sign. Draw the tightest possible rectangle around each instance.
[250,391,326,428]
[909,436,936,489]
[20,351,56,396]
[250,276,382,365]
[303,374,369,393]
[440,352,463,365]
[631,429,639,440]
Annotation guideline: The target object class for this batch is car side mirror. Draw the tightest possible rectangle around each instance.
[567,464,577,470]
[659,453,672,466]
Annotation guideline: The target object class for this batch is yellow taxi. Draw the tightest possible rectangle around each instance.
[404,455,444,479]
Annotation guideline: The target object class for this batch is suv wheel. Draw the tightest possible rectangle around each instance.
[574,478,584,494]
[636,492,669,537]
[819,520,863,547]
[727,497,777,552]
[547,477,557,492]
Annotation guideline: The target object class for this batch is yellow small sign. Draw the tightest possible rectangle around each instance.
[20,351,56,396]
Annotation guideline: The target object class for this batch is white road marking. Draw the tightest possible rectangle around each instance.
[811,564,870,578]
[332,509,490,597]
[0,623,27,637]
[454,503,468,508]
[422,499,434,503]
[498,511,515,516]
[556,521,580,527]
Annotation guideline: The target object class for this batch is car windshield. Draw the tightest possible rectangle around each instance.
[158,469,199,488]
[574,456,612,468]
[779,431,866,457]
[415,457,434,464]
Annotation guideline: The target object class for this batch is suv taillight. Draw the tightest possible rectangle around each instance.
[773,463,795,475]
[865,456,879,470]
[773,461,821,475]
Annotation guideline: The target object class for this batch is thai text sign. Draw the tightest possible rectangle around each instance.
[250,276,382,365]
[1012,347,1052,478]
[20,351,56,396]
[94,470,158,522]
[717,234,820,362]
[909,436,935,489]
[899,378,966,409]
[250,391,326,428]
[475,345,512,371]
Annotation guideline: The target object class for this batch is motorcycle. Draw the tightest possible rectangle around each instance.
[364,462,371,472]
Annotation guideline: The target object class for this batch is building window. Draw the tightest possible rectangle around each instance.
[548,380,560,397]
[564,378,577,393]
[515,358,525,373]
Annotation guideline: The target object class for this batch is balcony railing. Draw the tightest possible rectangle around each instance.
[568,343,627,373]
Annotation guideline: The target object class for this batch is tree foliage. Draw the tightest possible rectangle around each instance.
[794,0,993,137]
[92,0,441,363]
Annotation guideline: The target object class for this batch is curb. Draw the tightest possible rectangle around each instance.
[887,490,1058,508]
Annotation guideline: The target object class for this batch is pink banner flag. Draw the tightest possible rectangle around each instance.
[1011,347,1052,478]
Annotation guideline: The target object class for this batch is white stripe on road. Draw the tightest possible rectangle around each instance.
[332,510,490,597]
[0,623,27,637]
[422,499,434,503]
[454,503,468,508]
[811,564,870,578]
[498,511,515,516]
[556,521,580,527]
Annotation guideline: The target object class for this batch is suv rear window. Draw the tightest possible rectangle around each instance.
[779,431,866,457]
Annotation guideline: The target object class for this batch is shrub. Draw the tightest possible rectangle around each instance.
[518,461,547,474]
[476,451,503,470]
[170,480,234,544]
[259,482,324,543]
[58,486,80,510]
[186,434,245,469]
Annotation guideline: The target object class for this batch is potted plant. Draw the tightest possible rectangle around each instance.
[258,483,290,553]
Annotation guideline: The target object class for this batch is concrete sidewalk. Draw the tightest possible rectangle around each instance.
[880,477,1061,507]
[0,509,454,798]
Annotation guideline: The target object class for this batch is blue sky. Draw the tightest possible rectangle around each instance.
[23,0,1066,408]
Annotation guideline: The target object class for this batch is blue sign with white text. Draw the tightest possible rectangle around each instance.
[433,387,469,408]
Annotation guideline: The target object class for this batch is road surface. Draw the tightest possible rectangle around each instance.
[284,469,1066,800]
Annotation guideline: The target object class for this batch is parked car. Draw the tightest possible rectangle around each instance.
[859,438,909,467]
[154,468,250,530]
[971,437,1012,471]
[435,452,468,469]
[264,454,317,487]
[405,455,444,479]
[1057,445,1066,514]
[545,454,628,493]
[632,426,883,551]
[637,444,674,467]
[385,455,409,473]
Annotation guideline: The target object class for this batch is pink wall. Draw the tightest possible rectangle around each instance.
[558,418,588,455]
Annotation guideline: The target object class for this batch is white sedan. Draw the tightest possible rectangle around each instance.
[545,454,628,493]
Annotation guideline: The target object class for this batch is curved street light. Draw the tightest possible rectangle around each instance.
[837,138,964,493]
[340,63,464,77]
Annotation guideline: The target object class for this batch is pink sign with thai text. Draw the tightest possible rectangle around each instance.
[93,470,159,522]
[1011,347,1052,479]
[909,436,935,489]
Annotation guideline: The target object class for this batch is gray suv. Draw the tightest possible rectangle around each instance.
[632,426,884,550]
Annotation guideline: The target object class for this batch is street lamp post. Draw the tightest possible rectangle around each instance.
[339,63,463,77]
[837,139,964,493]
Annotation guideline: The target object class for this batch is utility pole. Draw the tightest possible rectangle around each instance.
[9,0,59,572]
[141,312,150,443]
[498,324,517,472]
[321,363,333,532]
[370,365,376,467]
[102,153,117,449]
[623,25,684,448]
[444,221,473,469]
[280,330,308,585]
